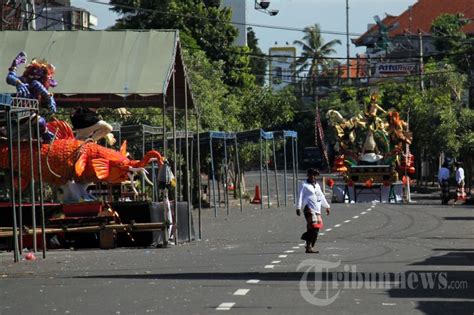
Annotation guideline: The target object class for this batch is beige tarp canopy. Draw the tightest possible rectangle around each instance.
[0,30,194,108]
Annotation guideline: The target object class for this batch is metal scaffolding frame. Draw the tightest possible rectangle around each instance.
[273,130,299,207]
[199,131,242,218]
[236,129,280,209]
[1,30,198,259]
[114,123,197,240]
[200,128,298,214]
[0,94,46,262]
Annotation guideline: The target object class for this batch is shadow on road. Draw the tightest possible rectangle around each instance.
[410,251,474,266]
[387,248,474,315]
[75,272,309,281]
[416,301,474,315]
[443,217,474,220]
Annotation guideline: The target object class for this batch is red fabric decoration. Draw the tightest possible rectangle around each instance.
[365,179,373,188]
[314,221,324,230]
[326,178,335,188]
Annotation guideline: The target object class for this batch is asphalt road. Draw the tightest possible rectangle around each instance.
[1,185,473,314]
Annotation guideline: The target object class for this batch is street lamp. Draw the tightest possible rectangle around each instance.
[255,0,279,16]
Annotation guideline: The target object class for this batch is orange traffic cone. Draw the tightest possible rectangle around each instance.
[251,185,262,204]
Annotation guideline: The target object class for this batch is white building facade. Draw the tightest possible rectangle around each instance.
[221,0,247,46]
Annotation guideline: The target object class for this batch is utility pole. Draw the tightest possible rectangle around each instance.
[45,0,48,30]
[346,0,350,82]
[366,55,371,86]
[24,0,36,30]
[418,29,425,91]
[470,69,474,109]
[405,109,412,203]
[0,2,3,31]
[356,53,360,87]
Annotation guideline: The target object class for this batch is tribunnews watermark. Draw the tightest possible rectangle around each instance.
[298,259,470,306]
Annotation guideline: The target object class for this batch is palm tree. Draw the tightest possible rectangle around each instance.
[293,24,341,99]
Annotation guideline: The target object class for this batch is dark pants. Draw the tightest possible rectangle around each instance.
[440,180,449,204]
[301,207,320,247]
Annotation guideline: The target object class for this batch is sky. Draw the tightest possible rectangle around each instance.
[71,0,417,58]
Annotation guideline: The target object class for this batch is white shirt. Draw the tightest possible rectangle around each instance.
[438,167,450,182]
[456,167,465,184]
[297,181,330,214]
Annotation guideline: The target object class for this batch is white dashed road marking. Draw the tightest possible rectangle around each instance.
[216,303,235,311]
[217,206,378,313]
[382,303,397,306]
[233,289,250,296]
[246,279,260,284]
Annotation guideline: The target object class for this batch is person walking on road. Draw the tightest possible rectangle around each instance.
[296,168,330,254]
[438,162,450,205]
[455,161,466,201]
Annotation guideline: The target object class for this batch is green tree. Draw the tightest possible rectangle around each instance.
[458,107,474,187]
[247,27,267,86]
[238,86,296,130]
[110,0,257,87]
[183,49,242,131]
[293,24,341,96]
[431,13,468,55]
[224,45,256,88]
[110,1,238,68]
[431,13,474,75]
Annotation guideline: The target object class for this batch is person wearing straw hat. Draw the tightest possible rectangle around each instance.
[296,168,330,253]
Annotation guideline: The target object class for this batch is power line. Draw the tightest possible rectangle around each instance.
[243,68,461,81]
[89,0,474,42]
[5,1,472,63]
[3,4,469,84]
[88,0,363,37]
[183,41,474,64]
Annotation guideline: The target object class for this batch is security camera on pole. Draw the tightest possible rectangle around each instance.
[255,0,279,16]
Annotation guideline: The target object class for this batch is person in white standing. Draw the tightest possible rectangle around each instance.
[296,168,330,253]
[455,161,466,201]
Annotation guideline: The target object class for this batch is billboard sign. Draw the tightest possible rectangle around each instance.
[375,63,418,76]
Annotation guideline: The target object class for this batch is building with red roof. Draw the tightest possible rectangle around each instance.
[352,0,473,82]
[339,55,368,80]
[354,0,474,51]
